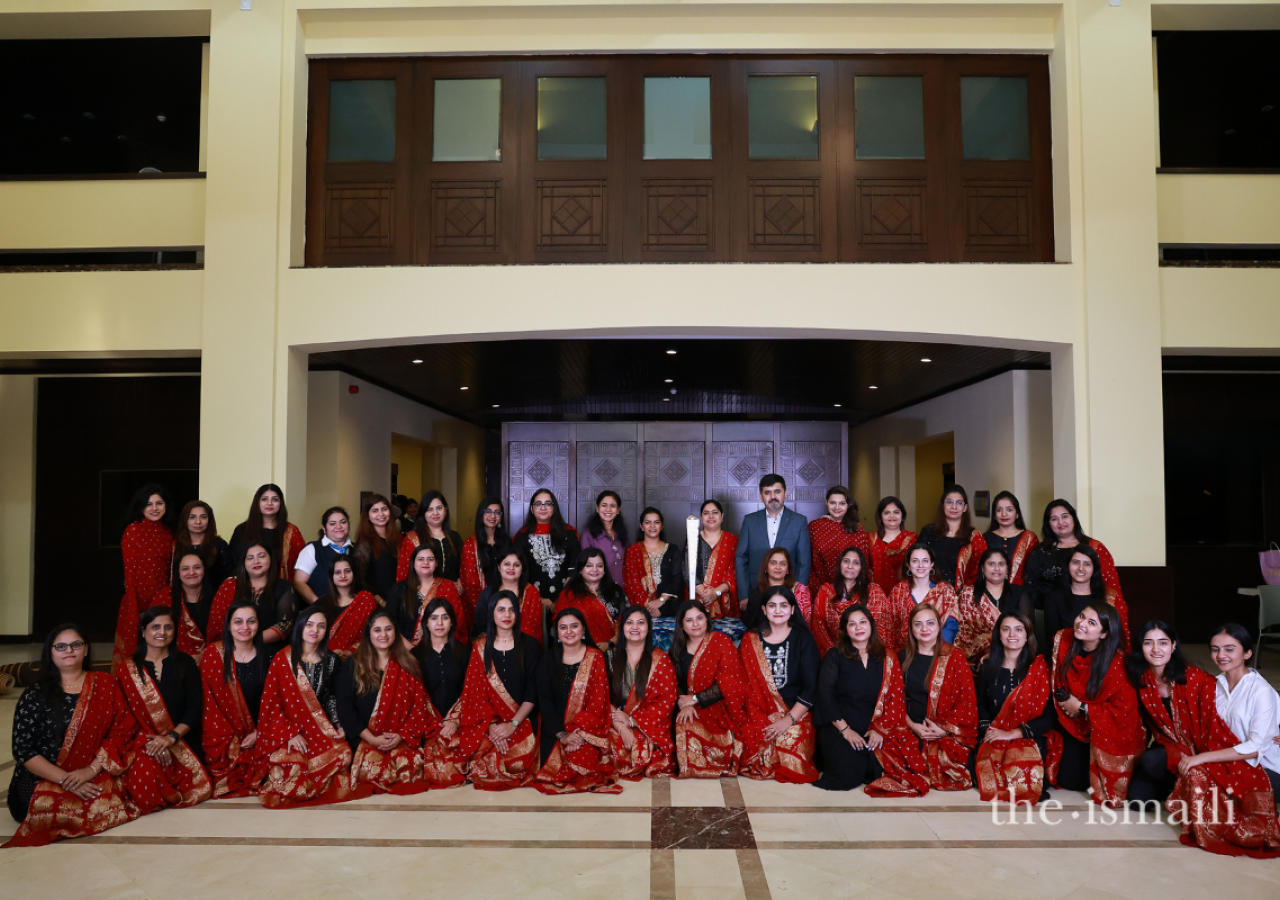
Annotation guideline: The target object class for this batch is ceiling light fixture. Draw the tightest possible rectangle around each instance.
[412,359,423,364]
[869,385,879,390]
[920,358,932,363]
[460,386,469,390]
[666,349,677,355]
[663,397,670,402]
[664,379,673,383]
[492,404,499,408]
[833,404,841,408]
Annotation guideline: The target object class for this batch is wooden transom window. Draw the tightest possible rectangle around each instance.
[305,55,1053,266]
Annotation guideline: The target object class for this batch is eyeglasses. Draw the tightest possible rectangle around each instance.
[944,499,967,508]
[483,509,503,516]
[532,501,554,508]
[52,641,86,652]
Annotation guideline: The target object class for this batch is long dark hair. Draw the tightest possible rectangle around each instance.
[422,596,468,662]
[875,496,907,539]
[830,546,871,603]
[290,606,332,678]
[352,610,420,696]
[472,497,511,571]
[132,605,181,673]
[170,549,216,611]
[563,547,626,610]
[354,492,400,562]
[233,541,280,603]
[1124,620,1188,689]
[826,485,860,533]
[756,585,807,635]
[1061,545,1106,596]
[222,599,266,685]
[549,607,598,685]
[991,491,1027,531]
[669,599,711,664]
[416,490,460,557]
[122,482,176,534]
[585,490,629,544]
[975,546,1010,589]
[636,506,666,543]
[487,547,531,596]
[1058,604,1124,700]
[836,603,885,662]
[522,489,572,552]
[610,605,654,707]
[317,556,365,624]
[983,611,1037,680]
[1041,498,1089,547]
[243,483,290,555]
[484,589,524,675]
[931,485,976,543]
[173,500,220,571]
[36,623,91,726]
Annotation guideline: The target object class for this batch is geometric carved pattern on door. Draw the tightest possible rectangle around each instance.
[430,181,500,251]
[325,183,395,251]
[644,442,706,503]
[508,441,571,516]
[710,442,775,502]
[576,441,639,504]
[643,179,713,251]
[962,180,1033,249]
[748,180,821,250]
[537,180,608,249]
[778,441,843,503]
[854,178,926,247]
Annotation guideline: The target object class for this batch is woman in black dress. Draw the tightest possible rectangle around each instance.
[413,596,473,724]
[514,489,580,605]
[352,493,401,603]
[814,604,886,791]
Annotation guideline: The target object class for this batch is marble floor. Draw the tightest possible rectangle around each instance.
[2,649,1279,900]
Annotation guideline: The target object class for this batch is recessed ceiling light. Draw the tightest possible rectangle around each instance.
[460,386,469,390]
[920,358,932,363]
[492,404,499,408]
[412,359,423,364]
[869,385,879,390]
[663,397,670,402]
[664,378,673,383]
[666,349,677,355]
[833,404,841,408]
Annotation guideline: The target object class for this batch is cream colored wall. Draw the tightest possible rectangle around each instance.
[914,436,955,532]
[0,179,205,250]
[391,436,424,504]
[1157,174,1280,245]
[0,376,37,635]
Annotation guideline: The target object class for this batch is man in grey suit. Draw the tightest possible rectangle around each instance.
[734,473,811,611]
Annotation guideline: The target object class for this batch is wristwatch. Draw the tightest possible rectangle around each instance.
[715,588,722,598]
[168,730,180,743]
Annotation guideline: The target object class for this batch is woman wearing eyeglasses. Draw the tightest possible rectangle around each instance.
[916,486,986,589]
[514,490,581,607]
[461,498,510,608]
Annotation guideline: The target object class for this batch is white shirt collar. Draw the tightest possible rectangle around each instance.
[321,536,352,548]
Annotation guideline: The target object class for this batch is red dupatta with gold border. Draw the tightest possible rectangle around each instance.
[920,643,979,790]
[535,648,623,794]
[1007,531,1038,585]
[199,643,269,798]
[458,637,539,790]
[674,630,747,778]
[738,632,819,784]
[350,657,449,794]
[117,659,212,812]
[698,531,739,618]
[555,590,617,647]
[953,585,1002,669]
[954,532,988,589]
[612,649,678,779]
[974,656,1061,804]
[327,591,380,657]
[864,654,932,798]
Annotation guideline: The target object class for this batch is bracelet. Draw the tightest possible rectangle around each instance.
[837,724,848,732]
[786,712,797,725]
[168,730,180,743]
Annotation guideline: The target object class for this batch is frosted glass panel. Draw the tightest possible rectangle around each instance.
[644,77,712,160]
[961,76,1030,160]
[854,76,925,159]
[537,77,607,160]
[748,76,819,159]
[328,80,396,163]
[433,79,501,162]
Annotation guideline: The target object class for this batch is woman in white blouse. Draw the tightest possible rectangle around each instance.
[1206,623,1280,794]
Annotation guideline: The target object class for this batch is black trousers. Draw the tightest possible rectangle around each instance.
[1127,747,1176,804]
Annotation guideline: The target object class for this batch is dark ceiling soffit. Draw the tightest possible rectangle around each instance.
[846,360,1051,428]
[308,362,470,423]
[1162,355,1280,372]
[0,357,201,375]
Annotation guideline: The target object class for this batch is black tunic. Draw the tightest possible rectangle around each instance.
[484,634,544,708]
[759,628,819,709]
[8,688,78,821]
[514,529,581,602]
[813,652,886,791]
[916,525,960,585]
[236,659,266,723]
[974,661,1056,740]
[899,651,935,724]
[536,656,583,762]
[354,538,398,600]
[982,531,1027,567]
[228,522,291,575]
[173,537,233,586]
[1044,587,1108,642]
[384,581,437,640]
[141,652,202,734]
[414,640,472,717]
[335,660,377,752]
[297,653,342,728]
[1023,543,1078,611]
[411,529,464,582]
[255,581,298,658]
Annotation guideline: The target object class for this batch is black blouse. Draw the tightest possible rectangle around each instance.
[174,536,233,586]
[975,660,1056,739]
[982,531,1026,566]
[916,526,960,585]
[411,529,464,581]
[228,522,290,575]
[900,651,935,724]
[354,538,398,599]
[759,628,819,709]
[1044,587,1108,642]
[674,645,725,709]
[1023,543,1078,610]
[335,660,377,752]
[483,634,543,708]
[536,655,583,761]
[253,581,298,655]
[384,580,439,640]
[141,652,202,733]
[414,640,472,717]
[647,544,687,616]
[816,651,884,733]
[179,588,216,641]
[9,687,78,818]
[236,659,266,723]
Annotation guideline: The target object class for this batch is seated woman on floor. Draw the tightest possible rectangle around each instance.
[1207,623,1280,800]
[1124,620,1280,857]
[256,607,357,808]
[971,612,1058,805]
[811,546,890,658]
[671,599,748,778]
[534,608,621,794]
[458,590,543,790]
[200,600,271,798]
[609,605,678,779]
[739,587,820,784]
[900,604,977,791]
[1051,604,1144,807]
[812,604,929,796]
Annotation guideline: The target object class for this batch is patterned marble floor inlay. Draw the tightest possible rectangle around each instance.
[651,806,754,850]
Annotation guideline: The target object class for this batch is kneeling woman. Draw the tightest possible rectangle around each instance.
[458,591,543,790]
[813,605,929,795]
[609,606,678,779]
[200,601,271,797]
[256,608,357,808]
[1051,604,1144,807]
[534,608,622,794]
[1125,621,1280,857]
[901,604,977,791]
[117,607,212,814]
[6,626,141,847]
[740,587,820,783]
[671,599,748,778]
[413,598,473,786]
[972,612,1058,805]
[316,556,379,659]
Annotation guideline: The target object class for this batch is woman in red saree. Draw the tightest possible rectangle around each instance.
[1023,499,1126,628]
[900,604,977,790]
[200,600,271,798]
[6,626,141,847]
[1052,604,1145,807]
[687,500,738,618]
[808,486,870,598]
[671,599,748,778]
[160,550,218,664]
[739,587,820,783]
[624,507,685,618]
[953,548,1033,670]
[982,492,1038,585]
[458,591,543,789]
[609,606,677,779]
[811,547,890,658]
[460,497,509,607]
[868,496,916,596]
[474,548,546,646]
[1125,621,1280,857]
[744,547,812,627]
[534,608,622,794]
[385,543,465,648]
[557,548,626,649]
[117,608,212,815]
[972,612,1059,804]
[256,608,357,808]
[113,483,175,670]
[315,556,379,659]
[885,544,958,657]
[228,483,305,583]
[207,542,299,655]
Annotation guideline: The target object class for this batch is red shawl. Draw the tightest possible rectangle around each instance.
[278,523,306,581]
[1007,531,1039,585]
[256,649,359,808]
[199,643,268,798]
[1090,539,1131,647]
[535,648,623,794]
[673,630,747,778]
[811,583,890,658]
[206,577,292,647]
[327,591,380,657]
[869,530,917,595]
[517,583,545,647]
[920,643,979,790]
[350,657,457,794]
[117,659,212,813]
[885,581,957,658]
[458,637,538,790]
[406,578,466,647]
[974,656,1061,804]
[460,535,487,606]
[113,519,174,669]
[397,531,468,607]
[1052,630,1145,806]
[807,519,869,599]
[158,586,210,664]
[623,542,668,609]
[694,531,739,619]
[954,531,988,589]
[612,650,678,779]
[864,654,932,797]
[555,590,617,647]
[953,585,1002,669]
[738,632,819,784]
[1138,666,1280,857]
[4,673,140,848]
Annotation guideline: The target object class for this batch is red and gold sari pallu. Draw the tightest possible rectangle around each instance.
[696,531,739,618]
[535,649,623,794]
[1052,630,1145,807]
[408,579,466,647]
[675,631,747,779]
[350,657,454,794]
[807,518,869,600]
[257,649,360,808]
[1138,667,1280,858]
[885,582,957,658]
[460,535,487,609]
[953,532,988,589]
[920,644,979,790]
[4,673,140,848]
[811,583,890,658]
[612,650,678,780]
[166,588,209,664]
[864,655,932,798]
[1006,531,1038,585]
[113,518,174,670]
[738,633,819,784]
[327,591,380,657]
[555,591,617,648]
[868,530,916,595]
[118,659,212,813]
[458,638,539,790]
[953,587,1001,670]
[199,644,270,798]
[974,656,1061,805]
